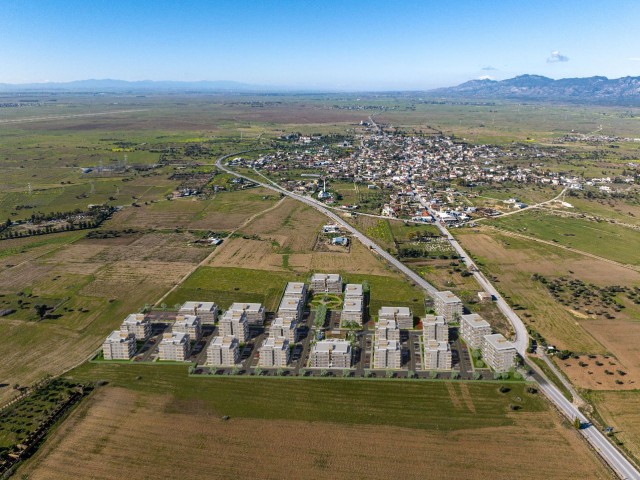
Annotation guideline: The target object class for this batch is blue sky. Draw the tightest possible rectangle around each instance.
[2,0,640,89]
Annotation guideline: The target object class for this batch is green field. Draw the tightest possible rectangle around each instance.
[491,210,640,265]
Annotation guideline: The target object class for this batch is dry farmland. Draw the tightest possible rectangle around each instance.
[19,385,612,480]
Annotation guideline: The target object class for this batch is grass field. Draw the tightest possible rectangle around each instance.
[15,363,613,479]
[490,209,640,266]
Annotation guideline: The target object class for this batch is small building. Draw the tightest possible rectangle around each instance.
[373,338,402,369]
[120,313,151,340]
[269,317,299,343]
[423,340,452,370]
[310,339,352,368]
[433,291,463,321]
[172,314,202,342]
[422,315,448,342]
[179,301,218,324]
[102,331,136,360]
[378,306,413,330]
[258,336,290,367]
[460,314,492,350]
[278,295,304,321]
[310,273,342,294]
[228,302,265,326]
[477,292,492,303]
[206,335,239,366]
[482,333,517,373]
[342,297,363,325]
[331,236,349,247]
[344,283,363,299]
[219,309,249,343]
[375,318,400,341]
[158,332,190,362]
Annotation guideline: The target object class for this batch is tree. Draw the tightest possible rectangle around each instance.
[160,303,167,311]
[34,304,48,320]
[573,417,582,430]
[254,367,263,376]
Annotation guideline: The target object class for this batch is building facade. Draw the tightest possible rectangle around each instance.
[206,335,240,366]
[460,313,492,350]
[228,302,265,326]
[373,338,402,369]
[422,315,449,342]
[258,336,290,367]
[423,340,452,370]
[375,318,400,341]
[310,339,352,368]
[179,301,218,324]
[310,273,342,294]
[219,309,249,343]
[172,314,202,342]
[433,290,463,321]
[158,332,190,361]
[102,331,136,360]
[269,317,298,343]
[378,306,413,330]
[120,313,151,340]
[341,298,363,325]
[482,333,517,373]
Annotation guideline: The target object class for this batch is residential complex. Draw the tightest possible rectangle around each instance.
[228,302,265,326]
[422,315,448,342]
[342,297,364,325]
[120,313,151,340]
[373,338,402,369]
[158,332,190,361]
[482,333,517,373]
[219,309,249,343]
[433,290,463,321]
[102,330,136,360]
[206,335,239,366]
[460,313,492,349]
[423,340,452,370]
[310,273,342,294]
[269,317,299,343]
[258,336,290,367]
[378,306,413,329]
[172,314,202,342]
[375,318,400,341]
[278,295,304,321]
[179,301,218,324]
[310,339,352,368]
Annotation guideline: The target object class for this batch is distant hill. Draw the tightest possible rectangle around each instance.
[426,74,640,104]
[0,79,275,93]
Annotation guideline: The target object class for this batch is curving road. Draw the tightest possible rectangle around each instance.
[217,152,640,480]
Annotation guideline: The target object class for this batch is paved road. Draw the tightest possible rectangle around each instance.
[218,152,640,479]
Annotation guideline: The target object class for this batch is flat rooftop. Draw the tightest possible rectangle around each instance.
[161,331,189,345]
[180,301,217,312]
[174,314,199,327]
[311,273,342,283]
[377,319,399,330]
[423,314,446,326]
[262,336,289,350]
[342,298,363,313]
[210,335,238,349]
[122,313,148,325]
[424,340,450,352]
[344,283,363,297]
[313,339,351,354]
[379,306,411,316]
[483,333,516,351]
[284,282,306,296]
[461,313,490,329]
[375,338,400,351]
[434,290,462,304]
[105,330,133,343]
[229,302,263,313]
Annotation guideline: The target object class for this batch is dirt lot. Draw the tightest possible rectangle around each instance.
[20,387,612,480]
[554,354,637,390]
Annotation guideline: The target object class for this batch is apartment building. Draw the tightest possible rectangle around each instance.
[120,313,151,340]
[482,333,517,373]
[310,339,352,368]
[375,318,400,341]
[344,283,363,299]
[284,282,308,300]
[373,338,402,369]
[258,336,290,367]
[423,340,452,370]
[206,335,239,366]
[172,314,202,342]
[158,332,190,361]
[310,273,342,294]
[269,317,298,343]
[378,306,413,330]
[341,297,363,325]
[460,313,492,349]
[433,290,463,321]
[179,301,218,324]
[102,330,136,360]
[219,309,249,343]
[278,295,304,321]
[228,302,265,326]
[422,315,449,342]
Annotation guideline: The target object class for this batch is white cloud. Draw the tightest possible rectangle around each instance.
[547,50,569,63]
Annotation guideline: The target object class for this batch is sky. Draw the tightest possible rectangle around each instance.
[1,0,640,90]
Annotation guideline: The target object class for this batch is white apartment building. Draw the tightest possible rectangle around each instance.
[373,338,402,369]
[284,282,307,300]
[482,333,517,373]
[344,283,363,299]
[341,297,363,325]
[310,339,352,368]
[423,340,452,370]
[460,313,492,350]
[433,290,463,321]
[258,336,290,367]
[228,302,265,326]
[120,313,151,340]
[422,315,449,342]
[375,318,400,341]
[278,295,304,321]
[310,273,342,294]
[206,335,239,366]
[378,306,413,330]
[219,309,249,343]
[102,330,136,360]
[158,332,190,361]
[172,314,202,342]
[269,317,298,343]
[179,301,218,324]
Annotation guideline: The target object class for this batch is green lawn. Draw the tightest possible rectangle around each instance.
[342,273,425,317]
